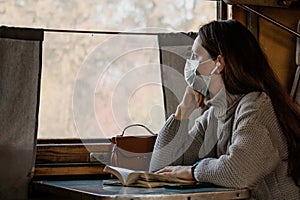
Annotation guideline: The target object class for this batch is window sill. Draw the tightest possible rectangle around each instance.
[34,139,112,177]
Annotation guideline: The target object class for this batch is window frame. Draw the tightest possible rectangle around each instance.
[34,2,224,178]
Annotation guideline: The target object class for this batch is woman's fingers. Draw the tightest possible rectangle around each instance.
[155,167,177,177]
[154,166,194,180]
[176,86,205,119]
[192,89,205,107]
[154,167,173,174]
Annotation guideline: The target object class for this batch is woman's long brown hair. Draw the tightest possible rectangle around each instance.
[199,20,300,185]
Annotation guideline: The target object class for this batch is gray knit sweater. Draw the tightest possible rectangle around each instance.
[149,89,300,199]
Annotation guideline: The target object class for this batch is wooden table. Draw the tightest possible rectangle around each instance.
[30,179,250,200]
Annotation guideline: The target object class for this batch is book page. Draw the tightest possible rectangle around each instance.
[104,165,195,186]
[104,165,143,185]
[103,179,167,188]
[140,172,195,184]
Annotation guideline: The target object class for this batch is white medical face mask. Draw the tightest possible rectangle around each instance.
[184,59,219,96]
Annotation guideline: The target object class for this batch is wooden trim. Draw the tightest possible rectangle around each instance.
[34,164,106,177]
[246,6,259,40]
[223,0,293,7]
[34,140,112,177]
[36,143,112,164]
[37,138,110,144]
[221,1,228,20]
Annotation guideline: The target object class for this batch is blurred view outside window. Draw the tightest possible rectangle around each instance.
[1,0,216,139]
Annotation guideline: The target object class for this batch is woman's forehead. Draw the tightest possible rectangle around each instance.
[191,36,210,58]
[191,36,201,52]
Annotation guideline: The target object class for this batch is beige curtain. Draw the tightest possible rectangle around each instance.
[158,32,197,119]
[0,27,43,199]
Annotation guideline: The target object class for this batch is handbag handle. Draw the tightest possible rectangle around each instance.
[120,123,156,136]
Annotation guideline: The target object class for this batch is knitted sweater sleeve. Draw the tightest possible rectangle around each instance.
[149,111,209,172]
[194,97,281,189]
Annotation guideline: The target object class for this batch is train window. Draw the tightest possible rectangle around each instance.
[2,0,217,139]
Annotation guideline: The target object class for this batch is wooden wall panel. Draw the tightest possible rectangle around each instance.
[258,7,300,90]
[232,5,300,90]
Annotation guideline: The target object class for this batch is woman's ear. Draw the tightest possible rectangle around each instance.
[216,55,225,73]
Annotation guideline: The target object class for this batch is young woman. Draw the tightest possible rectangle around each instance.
[149,20,300,199]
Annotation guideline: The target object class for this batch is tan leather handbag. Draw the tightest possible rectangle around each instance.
[110,124,157,171]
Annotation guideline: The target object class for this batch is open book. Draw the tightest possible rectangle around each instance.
[103,165,195,188]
